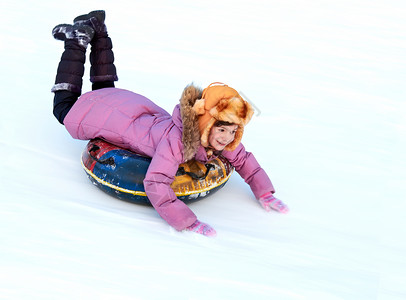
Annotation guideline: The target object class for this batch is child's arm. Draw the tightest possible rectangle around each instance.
[143,138,197,231]
[222,143,289,213]
[144,137,218,234]
[223,143,275,198]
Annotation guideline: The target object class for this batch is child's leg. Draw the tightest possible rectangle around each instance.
[51,24,94,124]
[73,11,118,91]
[91,81,115,91]
[53,90,80,124]
[89,36,117,91]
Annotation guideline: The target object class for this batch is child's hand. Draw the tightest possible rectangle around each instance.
[185,220,217,237]
[258,192,289,214]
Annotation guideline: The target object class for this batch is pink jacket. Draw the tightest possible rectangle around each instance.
[64,87,274,230]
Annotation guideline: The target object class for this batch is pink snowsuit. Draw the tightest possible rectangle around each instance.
[64,87,274,230]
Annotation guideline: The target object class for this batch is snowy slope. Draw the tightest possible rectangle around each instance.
[1,1,405,299]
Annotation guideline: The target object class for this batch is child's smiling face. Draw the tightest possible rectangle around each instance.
[208,124,238,151]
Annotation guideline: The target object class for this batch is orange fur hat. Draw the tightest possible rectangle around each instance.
[192,82,254,151]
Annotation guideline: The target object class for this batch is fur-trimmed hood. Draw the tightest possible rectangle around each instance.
[178,84,203,162]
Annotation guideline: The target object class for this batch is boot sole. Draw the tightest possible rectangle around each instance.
[73,10,105,24]
[52,24,73,41]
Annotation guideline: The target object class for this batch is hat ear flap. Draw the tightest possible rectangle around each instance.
[192,99,206,116]
[242,101,254,125]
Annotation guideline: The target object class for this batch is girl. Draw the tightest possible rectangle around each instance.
[51,10,289,237]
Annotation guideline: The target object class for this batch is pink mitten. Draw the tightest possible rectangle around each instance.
[259,192,289,214]
[185,220,217,237]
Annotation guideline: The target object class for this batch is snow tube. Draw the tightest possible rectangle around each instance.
[81,139,234,205]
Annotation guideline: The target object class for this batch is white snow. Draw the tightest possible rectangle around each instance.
[1,1,405,299]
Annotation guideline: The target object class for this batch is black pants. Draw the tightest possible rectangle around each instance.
[53,81,115,124]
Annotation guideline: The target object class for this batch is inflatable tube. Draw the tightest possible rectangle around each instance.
[81,139,234,205]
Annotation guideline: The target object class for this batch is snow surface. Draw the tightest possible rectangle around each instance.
[1,1,405,299]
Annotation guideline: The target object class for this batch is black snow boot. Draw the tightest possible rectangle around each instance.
[73,10,107,38]
[73,10,118,88]
[51,23,94,124]
[51,24,94,94]
[52,23,95,49]
[88,35,118,87]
